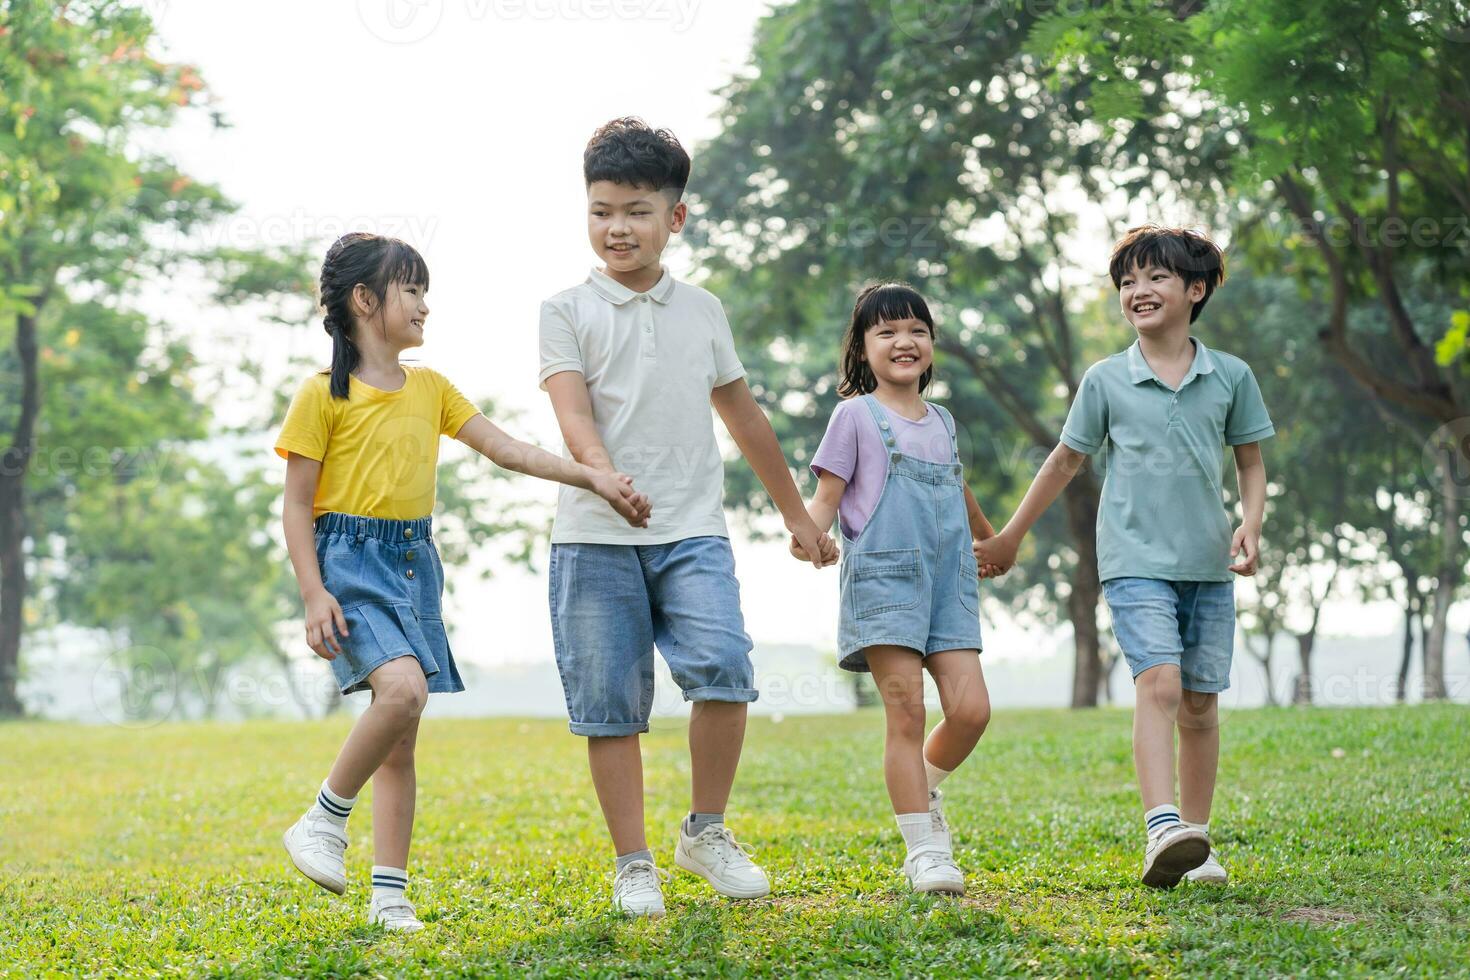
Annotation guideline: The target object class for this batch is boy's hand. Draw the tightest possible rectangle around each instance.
[304,588,348,661]
[974,529,1018,576]
[1229,523,1260,575]
[788,517,836,569]
[789,530,839,566]
[590,470,651,528]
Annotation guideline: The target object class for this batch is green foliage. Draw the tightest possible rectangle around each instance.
[2,706,1466,975]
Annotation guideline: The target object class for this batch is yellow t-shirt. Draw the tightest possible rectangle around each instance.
[274,365,482,520]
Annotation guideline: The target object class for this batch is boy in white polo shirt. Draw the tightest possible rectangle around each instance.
[539,117,836,916]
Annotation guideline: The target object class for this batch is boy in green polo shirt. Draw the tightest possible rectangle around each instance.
[978,225,1272,888]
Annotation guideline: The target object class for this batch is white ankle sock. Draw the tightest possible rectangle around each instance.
[313,780,356,828]
[371,866,408,902]
[896,812,934,853]
[1182,819,1209,835]
[924,760,953,795]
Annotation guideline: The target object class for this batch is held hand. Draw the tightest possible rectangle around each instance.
[791,530,840,566]
[304,588,348,661]
[974,530,1018,576]
[592,471,651,528]
[1228,524,1260,575]
[788,518,836,569]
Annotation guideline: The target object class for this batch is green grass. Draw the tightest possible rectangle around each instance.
[3,704,1468,977]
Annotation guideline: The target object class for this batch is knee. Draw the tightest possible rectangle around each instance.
[949,693,990,739]
[1141,666,1183,717]
[1178,691,1219,731]
[886,700,927,743]
[372,662,429,725]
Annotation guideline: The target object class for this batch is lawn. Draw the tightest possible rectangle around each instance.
[2,704,1467,977]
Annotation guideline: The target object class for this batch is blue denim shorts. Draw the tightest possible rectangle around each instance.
[1103,577,1235,693]
[837,544,984,672]
[548,536,757,737]
[315,513,463,696]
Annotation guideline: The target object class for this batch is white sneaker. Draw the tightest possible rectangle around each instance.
[1141,824,1210,889]
[674,823,771,899]
[369,894,424,932]
[611,859,668,917]
[903,844,966,895]
[1185,848,1228,884]
[283,809,348,895]
[928,789,952,852]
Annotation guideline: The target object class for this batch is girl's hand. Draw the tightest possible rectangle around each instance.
[790,531,839,566]
[304,588,349,661]
[590,471,652,528]
[974,531,1018,576]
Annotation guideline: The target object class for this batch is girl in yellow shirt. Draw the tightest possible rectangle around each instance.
[276,232,650,931]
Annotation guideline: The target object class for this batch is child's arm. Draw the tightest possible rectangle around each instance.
[962,483,1006,578]
[1229,441,1266,575]
[453,412,650,528]
[789,470,845,562]
[974,442,1089,573]
[711,378,836,568]
[283,453,348,661]
[543,371,618,474]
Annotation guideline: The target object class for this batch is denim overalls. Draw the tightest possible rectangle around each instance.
[836,395,983,672]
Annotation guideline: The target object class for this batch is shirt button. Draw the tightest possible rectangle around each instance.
[406,569,415,580]
[404,527,414,539]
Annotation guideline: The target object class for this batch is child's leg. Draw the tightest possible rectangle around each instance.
[1133,663,1183,810]
[588,735,647,856]
[1176,691,1219,824]
[325,657,430,798]
[372,714,421,870]
[688,700,747,815]
[867,646,929,815]
[922,649,990,773]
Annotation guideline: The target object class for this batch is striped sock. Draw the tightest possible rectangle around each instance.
[1144,803,1181,837]
[371,866,408,902]
[313,780,356,828]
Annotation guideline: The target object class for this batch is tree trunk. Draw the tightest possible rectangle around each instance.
[1062,484,1102,708]
[1292,632,1315,706]
[1424,448,1460,700]
[1395,595,1417,703]
[0,307,41,718]
[1251,629,1277,706]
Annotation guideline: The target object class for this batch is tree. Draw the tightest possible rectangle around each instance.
[1033,0,1470,699]
[689,0,1231,705]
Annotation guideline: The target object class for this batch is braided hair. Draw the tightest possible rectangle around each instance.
[318,232,431,399]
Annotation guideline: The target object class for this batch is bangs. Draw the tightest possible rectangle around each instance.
[378,239,431,291]
[854,283,934,333]
[1109,226,1223,288]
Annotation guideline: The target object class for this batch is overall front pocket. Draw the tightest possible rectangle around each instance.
[849,548,923,620]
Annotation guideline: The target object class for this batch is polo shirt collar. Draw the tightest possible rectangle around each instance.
[586,265,675,306]
[1126,336,1216,386]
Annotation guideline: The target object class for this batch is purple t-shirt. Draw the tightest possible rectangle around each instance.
[810,397,954,540]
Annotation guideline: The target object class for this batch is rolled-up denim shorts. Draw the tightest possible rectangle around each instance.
[315,512,463,696]
[548,535,757,737]
[1103,577,1235,693]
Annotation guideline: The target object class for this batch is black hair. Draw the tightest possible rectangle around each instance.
[1108,224,1227,323]
[837,281,936,398]
[583,117,691,199]
[318,232,430,399]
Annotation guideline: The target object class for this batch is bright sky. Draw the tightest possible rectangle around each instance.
[141,0,1420,681]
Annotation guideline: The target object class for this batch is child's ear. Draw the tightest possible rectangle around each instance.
[1187,279,1206,302]
[669,199,688,233]
[350,283,377,318]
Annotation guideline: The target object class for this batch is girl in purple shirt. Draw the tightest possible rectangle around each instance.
[792,282,1000,895]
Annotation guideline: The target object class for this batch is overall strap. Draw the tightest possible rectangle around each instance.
[932,403,960,463]
[861,394,898,453]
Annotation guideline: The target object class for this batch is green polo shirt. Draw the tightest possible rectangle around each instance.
[1060,337,1274,583]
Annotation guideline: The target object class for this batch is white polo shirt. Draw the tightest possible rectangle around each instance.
[538,266,746,545]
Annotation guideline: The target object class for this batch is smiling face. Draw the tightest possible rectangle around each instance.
[587,180,686,288]
[864,317,934,390]
[1118,262,1205,336]
[356,279,429,352]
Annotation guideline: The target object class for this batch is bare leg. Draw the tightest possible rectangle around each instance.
[1133,664,1183,811]
[1177,690,1220,824]
[867,646,928,815]
[372,715,420,870]
[588,735,647,855]
[922,649,990,773]
[688,700,747,814]
[324,657,429,798]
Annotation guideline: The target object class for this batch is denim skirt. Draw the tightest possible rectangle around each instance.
[314,512,463,696]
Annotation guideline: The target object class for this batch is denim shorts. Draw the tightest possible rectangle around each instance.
[315,512,463,696]
[1103,577,1235,693]
[548,536,757,736]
